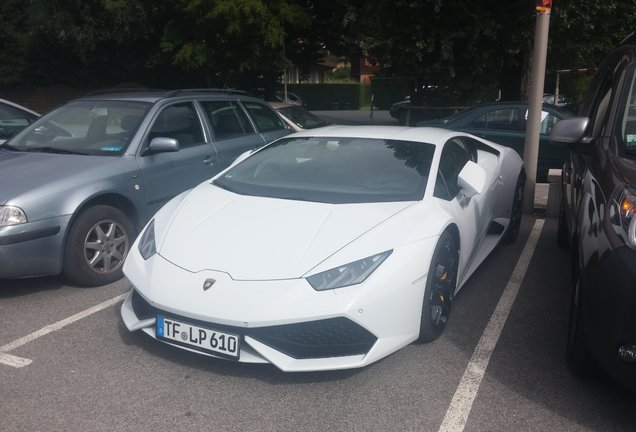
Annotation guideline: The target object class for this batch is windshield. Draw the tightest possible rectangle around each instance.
[4,100,150,156]
[277,106,329,129]
[214,136,435,204]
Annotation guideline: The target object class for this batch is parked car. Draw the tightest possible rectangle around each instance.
[0,98,39,144]
[274,90,305,107]
[0,89,290,286]
[121,125,525,371]
[418,102,571,182]
[269,101,330,131]
[389,98,451,125]
[550,34,636,393]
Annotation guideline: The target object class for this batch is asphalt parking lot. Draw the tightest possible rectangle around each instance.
[2,215,635,432]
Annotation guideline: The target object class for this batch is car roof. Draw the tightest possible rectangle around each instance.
[73,89,261,104]
[287,125,459,143]
[0,98,40,116]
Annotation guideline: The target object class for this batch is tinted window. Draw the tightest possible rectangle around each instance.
[620,67,636,152]
[147,102,204,149]
[201,101,255,140]
[0,103,38,141]
[214,137,435,203]
[434,138,472,200]
[243,102,286,132]
[10,100,150,155]
[469,108,522,131]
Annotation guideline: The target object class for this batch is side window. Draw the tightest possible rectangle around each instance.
[585,70,613,138]
[468,108,521,131]
[243,102,286,132]
[434,138,472,200]
[619,68,636,151]
[0,104,37,141]
[201,100,255,140]
[147,102,204,149]
[539,111,561,135]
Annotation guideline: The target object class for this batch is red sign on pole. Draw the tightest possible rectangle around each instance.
[536,0,552,14]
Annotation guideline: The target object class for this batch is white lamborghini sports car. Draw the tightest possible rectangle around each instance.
[121,125,524,372]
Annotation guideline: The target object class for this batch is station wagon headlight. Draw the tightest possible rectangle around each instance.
[138,219,156,260]
[306,250,392,291]
[612,188,636,250]
[0,206,27,227]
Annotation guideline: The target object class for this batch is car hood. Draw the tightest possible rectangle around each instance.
[157,183,415,280]
[0,149,121,205]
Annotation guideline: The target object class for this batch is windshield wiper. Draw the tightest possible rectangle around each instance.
[21,146,88,155]
[0,143,21,151]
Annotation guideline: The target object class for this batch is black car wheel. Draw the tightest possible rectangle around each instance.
[503,170,525,244]
[418,231,458,343]
[557,197,570,249]
[566,275,597,375]
[63,205,134,287]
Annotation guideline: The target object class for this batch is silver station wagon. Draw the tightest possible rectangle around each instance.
[0,89,290,286]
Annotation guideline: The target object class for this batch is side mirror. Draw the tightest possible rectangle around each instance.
[549,117,591,147]
[148,137,180,153]
[458,161,486,195]
[457,161,486,207]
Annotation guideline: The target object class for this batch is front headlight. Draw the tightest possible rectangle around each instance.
[138,219,156,260]
[306,250,392,291]
[0,206,27,227]
[612,188,636,249]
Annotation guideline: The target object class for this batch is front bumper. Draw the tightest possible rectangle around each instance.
[0,215,70,278]
[583,246,636,391]
[121,247,430,372]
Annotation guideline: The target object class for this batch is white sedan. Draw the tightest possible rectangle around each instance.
[121,125,524,372]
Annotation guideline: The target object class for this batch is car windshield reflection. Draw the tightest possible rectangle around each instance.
[8,101,151,156]
[214,137,435,204]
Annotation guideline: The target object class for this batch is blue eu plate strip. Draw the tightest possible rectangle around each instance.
[156,316,165,337]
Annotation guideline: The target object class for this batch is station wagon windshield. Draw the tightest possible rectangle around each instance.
[5,101,151,156]
[214,137,435,203]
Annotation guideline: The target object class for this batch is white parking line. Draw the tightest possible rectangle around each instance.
[438,219,545,432]
[0,293,127,368]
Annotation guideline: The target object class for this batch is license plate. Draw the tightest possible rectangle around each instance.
[156,316,240,360]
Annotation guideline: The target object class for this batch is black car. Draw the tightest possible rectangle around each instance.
[418,102,571,182]
[550,33,636,392]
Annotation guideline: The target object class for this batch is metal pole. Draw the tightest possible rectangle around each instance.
[522,1,552,214]
[554,70,560,104]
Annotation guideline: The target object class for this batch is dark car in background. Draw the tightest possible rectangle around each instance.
[0,98,39,144]
[550,33,636,392]
[418,102,571,181]
[0,89,290,286]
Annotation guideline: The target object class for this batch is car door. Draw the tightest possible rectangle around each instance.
[241,100,291,142]
[198,100,267,168]
[433,137,490,285]
[136,101,219,215]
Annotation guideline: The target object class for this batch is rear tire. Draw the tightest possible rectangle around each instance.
[63,205,134,287]
[417,231,458,343]
[503,170,525,244]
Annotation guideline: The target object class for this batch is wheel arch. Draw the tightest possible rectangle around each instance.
[62,193,141,253]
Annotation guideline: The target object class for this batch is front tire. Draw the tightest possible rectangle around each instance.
[503,170,525,244]
[63,205,134,287]
[417,231,458,343]
[557,197,570,249]
[566,275,597,375]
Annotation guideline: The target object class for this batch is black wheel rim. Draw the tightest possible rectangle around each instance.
[429,237,457,328]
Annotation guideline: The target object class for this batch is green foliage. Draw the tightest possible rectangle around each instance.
[327,67,353,82]
[370,77,413,110]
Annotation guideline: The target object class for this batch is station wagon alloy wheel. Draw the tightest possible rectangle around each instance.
[84,219,128,274]
[63,205,134,287]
